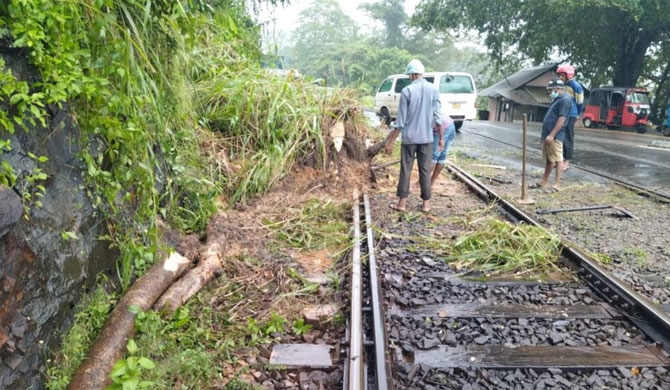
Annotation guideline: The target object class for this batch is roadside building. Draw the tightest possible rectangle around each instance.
[479,63,565,123]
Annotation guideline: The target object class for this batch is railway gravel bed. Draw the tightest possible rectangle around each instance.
[451,129,670,306]
[244,131,670,389]
[369,167,670,389]
[395,365,669,390]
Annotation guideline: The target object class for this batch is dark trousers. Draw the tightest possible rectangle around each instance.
[397,143,432,200]
[563,116,577,160]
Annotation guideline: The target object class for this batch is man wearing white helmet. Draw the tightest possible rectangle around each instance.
[385,59,443,212]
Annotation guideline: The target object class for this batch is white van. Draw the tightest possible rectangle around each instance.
[374,71,477,130]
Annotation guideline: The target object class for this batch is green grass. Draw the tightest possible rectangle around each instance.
[197,68,359,204]
[46,284,115,389]
[622,246,649,267]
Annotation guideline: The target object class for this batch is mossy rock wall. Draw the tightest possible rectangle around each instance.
[0,50,117,389]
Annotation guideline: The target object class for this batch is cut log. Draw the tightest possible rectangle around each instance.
[68,251,191,390]
[154,243,223,314]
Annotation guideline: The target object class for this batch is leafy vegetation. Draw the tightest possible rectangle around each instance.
[48,262,331,388]
[2,0,230,285]
[0,0,358,388]
[0,0,356,279]
[274,0,495,94]
[15,0,652,387]
[399,211,564,276]
[107,340,156,390]
[197,70,343,203]
[45,165,352,388]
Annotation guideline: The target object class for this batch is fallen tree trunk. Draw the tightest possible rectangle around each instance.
[154,243,223,314]
[68,251,191,390]
[366,131,394,158]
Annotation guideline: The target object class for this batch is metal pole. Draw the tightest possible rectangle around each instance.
[349,189,364,390]
[518,114,534,204]
[521,114,528,200]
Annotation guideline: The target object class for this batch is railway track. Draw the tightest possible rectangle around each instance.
[459,127,670,203]
[346,163,670,389]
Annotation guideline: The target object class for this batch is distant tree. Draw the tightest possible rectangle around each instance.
[642,41,670,124]
[312,42,415,92]
[412,0,670,87]
[292,0,359,77]
[359,0,499,88]
[285,0,498,95]
[359,0,408,48]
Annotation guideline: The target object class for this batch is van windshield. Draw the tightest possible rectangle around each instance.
[629,92,650,104]
[440,75,474,94]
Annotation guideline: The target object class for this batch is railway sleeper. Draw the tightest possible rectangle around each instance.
[410,344,670,369]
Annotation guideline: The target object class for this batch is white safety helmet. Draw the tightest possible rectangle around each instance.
[405,59,425,75]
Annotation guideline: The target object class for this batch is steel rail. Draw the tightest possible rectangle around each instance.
[570,165,670,204]
[348,190,364,390]
[446,161,670,353]
[363,194,392,390]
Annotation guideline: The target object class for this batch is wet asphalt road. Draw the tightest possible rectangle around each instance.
[454,120,670,195]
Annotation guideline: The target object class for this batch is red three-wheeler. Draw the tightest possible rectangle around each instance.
[581,87,650,134]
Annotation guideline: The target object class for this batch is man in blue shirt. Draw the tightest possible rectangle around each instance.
[385,59,443,212]
[538,78,572,190]
[556,64,584,171]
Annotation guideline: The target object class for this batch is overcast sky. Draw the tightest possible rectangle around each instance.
[259,0,420,37]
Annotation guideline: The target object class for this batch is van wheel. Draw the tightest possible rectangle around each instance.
[455,121,463,132]
[663,126,670,137]
[582,118,593,128]
[380,108,391,126]
[635,124,647,134]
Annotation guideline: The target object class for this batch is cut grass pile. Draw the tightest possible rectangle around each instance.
[447,217,562,275]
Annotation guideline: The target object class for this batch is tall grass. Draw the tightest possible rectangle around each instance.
[196,66,356,203]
